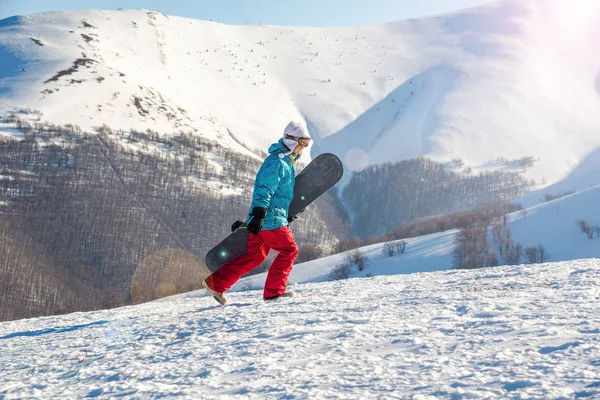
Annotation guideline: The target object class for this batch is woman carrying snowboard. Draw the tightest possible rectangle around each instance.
[203,121,311,304]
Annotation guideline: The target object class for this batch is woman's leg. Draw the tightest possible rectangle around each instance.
[261,227,299,298]
[207,232,270,293]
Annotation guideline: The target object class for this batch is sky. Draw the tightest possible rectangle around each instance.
[0,0,493,26]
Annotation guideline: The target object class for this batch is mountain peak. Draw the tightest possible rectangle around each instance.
[1,1,599,190]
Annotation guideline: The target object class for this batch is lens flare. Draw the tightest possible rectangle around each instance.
[131,248,210,304]
[345,148,369,172]
[555,0,600,22]
[570,0,600,13]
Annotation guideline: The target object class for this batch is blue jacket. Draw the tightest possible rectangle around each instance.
[247,139,297,230]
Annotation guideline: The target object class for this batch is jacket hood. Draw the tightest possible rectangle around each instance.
[268,138,302,161]
[268,139,289,155]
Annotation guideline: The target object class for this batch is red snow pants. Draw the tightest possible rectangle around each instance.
[207,226,299,298]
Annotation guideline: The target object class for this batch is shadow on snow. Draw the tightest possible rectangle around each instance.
[0,320,109,339]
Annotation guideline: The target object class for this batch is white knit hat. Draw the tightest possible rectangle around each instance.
[282,121,310,152]
[284,121,309,139]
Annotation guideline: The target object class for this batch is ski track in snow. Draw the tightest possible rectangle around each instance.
[1,260,599,399]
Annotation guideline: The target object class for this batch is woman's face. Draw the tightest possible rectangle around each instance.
[293,138,310,155]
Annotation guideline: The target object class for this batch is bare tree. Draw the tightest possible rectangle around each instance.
[296,245,323,263]
[576,219,594,239]
[543,191,574,202]
[538,245,550,262]
[396,240,407,254]
[577,219,589,233]
[453,224,489,269]
[364,235,379,245]
[328,263,353,280]
[337,236,363,252]
[524,244,550,264]
[516,156,536,168]
[346,249,369,272]
[383,242,395,257]
[520,209,528,220]
[524,246,538,264]
[492,224,511,257]
[502,241,523,265]
[453,158,464,167]
[485,252,499,267]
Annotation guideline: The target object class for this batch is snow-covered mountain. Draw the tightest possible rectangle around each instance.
[1,0,600,191]
[1,258,599,398]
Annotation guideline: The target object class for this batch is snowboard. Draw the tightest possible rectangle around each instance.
[205,153,343,273]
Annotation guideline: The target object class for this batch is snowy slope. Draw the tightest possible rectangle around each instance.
[518,148,600,208]
[1,259,599,398]
[508,185,600,260]
[1,0,600,190]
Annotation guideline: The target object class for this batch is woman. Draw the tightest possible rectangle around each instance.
[203,121,311,304]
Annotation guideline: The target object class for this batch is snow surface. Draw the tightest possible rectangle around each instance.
[1,259,599,398]
[1,0,600,193]
[508,185,600,260]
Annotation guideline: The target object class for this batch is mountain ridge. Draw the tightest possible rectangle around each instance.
[1,1,599,193]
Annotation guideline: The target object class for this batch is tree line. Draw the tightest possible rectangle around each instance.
[453,203,550,269]
[343,157,533,238]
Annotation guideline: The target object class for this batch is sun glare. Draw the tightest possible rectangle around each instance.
[569,0,600,13]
